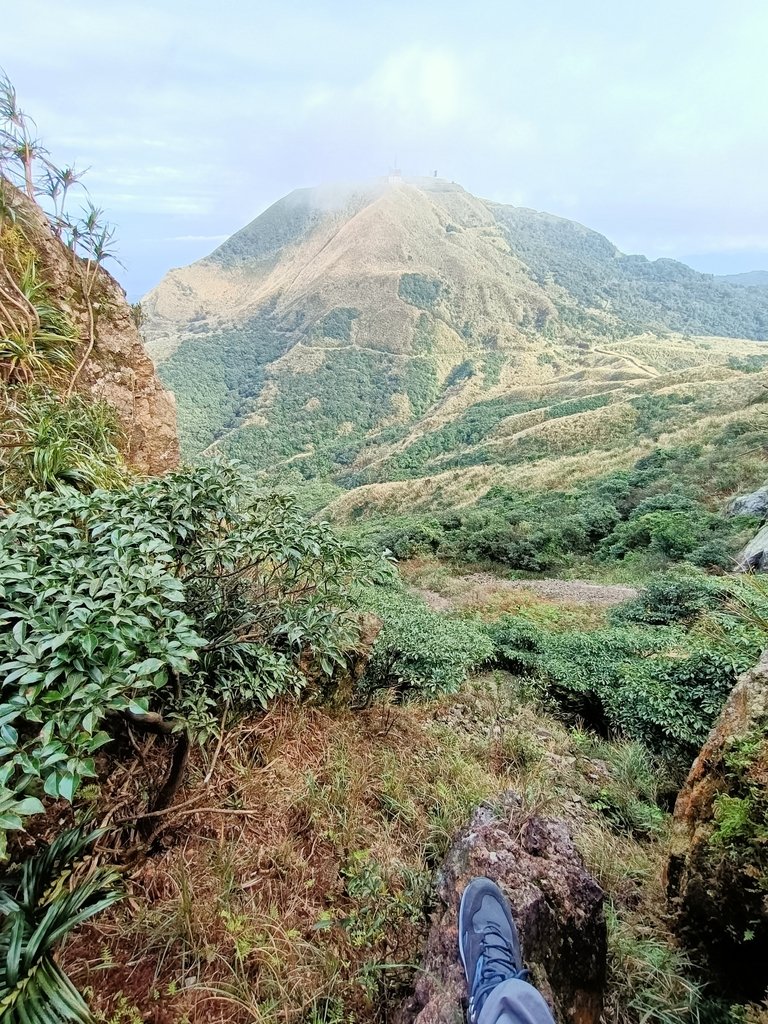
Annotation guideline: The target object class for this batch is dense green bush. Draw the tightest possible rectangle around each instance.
[485,613,759,764]
[398,274,442,310]
[359,588,493,700]
[611,572,724,626]
[601,511,702,561]
[0,462,386,853]
[320,307,360,341]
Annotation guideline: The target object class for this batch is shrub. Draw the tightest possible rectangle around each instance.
[687,540,737,571]
[611,572,724,626]
[0,462,386,851]
[602,510,702,561]
[485,615,754,763]
[320,307,359,341]
[398,274,441,310]
[377,518,444,559]
[360,588,494,700]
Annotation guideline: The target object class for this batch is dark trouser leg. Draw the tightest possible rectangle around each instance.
[477,978,557,1024]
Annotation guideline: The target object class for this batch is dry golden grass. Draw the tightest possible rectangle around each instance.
[400,557,611,630]
[55,666,687,1024]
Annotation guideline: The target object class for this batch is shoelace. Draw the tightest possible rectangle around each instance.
[469,922,530,1022]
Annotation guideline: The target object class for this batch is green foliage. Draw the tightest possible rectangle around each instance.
[710,729,768,868]
[485,613,759,763]
[581,738,667,837]
[611,572,724,626]
[0,824,123,1023]
[605,904,704,1024]
[1,385,128,498]
[319,308,359,342]
[398,274,441,310]
[158,313,286,455]
[365,439,760,575]
[0,463,386,847]
[493,203,768,340]
[403,357,439,415]
[445,359,475,387]
[0,260,78,386]
[727,354,768,373]
[381,397,544,480]
[360,587,494,700]
[602,511,703,561]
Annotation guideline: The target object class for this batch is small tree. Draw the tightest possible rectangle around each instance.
[0,462,389,853]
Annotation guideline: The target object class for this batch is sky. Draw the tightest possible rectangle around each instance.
[5,0,768,300]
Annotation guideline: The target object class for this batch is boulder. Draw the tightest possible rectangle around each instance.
[666,652,768,1000]
[401,793,606,1024]
[736,523,768,571]
[727,486,768,521]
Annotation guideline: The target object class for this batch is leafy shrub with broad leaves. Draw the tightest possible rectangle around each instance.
[359,588,494,700]
[0,462,387,854]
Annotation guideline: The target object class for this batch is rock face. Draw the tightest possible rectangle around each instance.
[9,186,178,475]
[402,793,606,1024]
[737,523,768,572]
[666,653,768,1000]
[727,485,768,520]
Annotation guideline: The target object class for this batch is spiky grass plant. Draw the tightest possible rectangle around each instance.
[1,384,128,497]
[0,258,77,385]
[0,825,123,1024]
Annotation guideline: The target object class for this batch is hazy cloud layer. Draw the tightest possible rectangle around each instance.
[6,0,768,298]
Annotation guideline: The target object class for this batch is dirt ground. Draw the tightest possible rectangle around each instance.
[412,572,638,613]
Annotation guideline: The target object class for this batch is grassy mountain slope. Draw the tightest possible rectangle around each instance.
[143,178,768,516]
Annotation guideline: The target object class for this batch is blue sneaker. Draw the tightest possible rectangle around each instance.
[458,877,530,1024]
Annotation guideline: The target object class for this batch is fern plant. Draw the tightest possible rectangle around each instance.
[0,825,122,1023]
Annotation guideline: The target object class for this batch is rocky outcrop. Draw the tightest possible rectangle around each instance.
[737,524,768,572]
[727,486,768,520]
[8,185,178,475]
[666,653,768,1000]
[401,793,606,1024]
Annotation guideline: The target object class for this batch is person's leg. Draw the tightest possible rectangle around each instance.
[458,878,556,1024]
[477,977,556,1024]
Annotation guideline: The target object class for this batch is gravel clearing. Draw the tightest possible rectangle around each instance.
[462,573,639,607]
[412,574,639,612]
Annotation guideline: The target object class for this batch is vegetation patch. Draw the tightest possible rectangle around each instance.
[398,273,442,310]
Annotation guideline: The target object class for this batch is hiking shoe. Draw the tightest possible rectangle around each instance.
[458,877,529,1024]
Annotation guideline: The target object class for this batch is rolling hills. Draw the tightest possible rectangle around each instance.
[142,177,768,518]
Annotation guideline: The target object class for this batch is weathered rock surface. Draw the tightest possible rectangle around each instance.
[401,793,606,1024]
[737,523,768,572]
[666,652,768,999]
[727,486,768,521]
[9,186,178,475]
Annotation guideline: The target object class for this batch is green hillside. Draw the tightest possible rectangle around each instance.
[144,178,768,522]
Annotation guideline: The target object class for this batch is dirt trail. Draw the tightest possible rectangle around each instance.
[413,573,638,612]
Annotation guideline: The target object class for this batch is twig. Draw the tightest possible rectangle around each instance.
[203,705,228,784]
[114,804,260,826]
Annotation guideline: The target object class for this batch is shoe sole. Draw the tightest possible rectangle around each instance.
[458,884,472,982]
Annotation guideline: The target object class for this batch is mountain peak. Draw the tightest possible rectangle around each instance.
[142,178,768,513]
